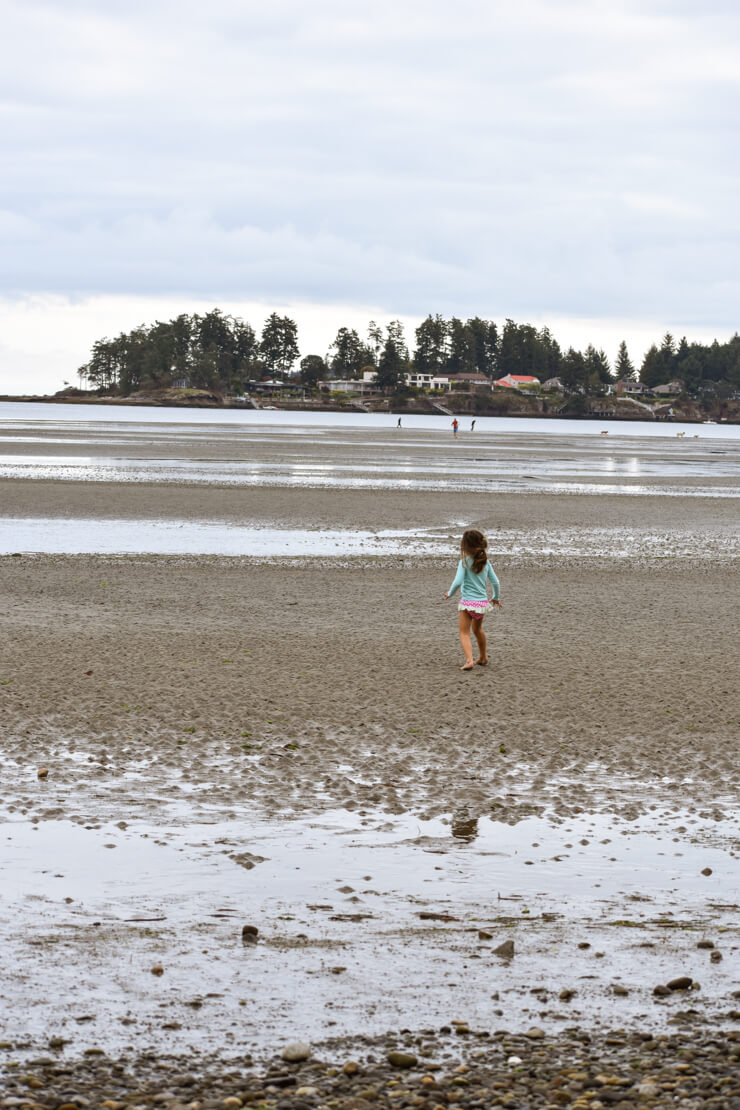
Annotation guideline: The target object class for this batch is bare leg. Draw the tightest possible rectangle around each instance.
[472,619,488,664]
[457,610,474,670]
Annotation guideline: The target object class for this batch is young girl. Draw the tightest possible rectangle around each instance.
[445,529,502,671]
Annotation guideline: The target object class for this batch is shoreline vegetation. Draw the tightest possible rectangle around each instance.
[6,308,740,422]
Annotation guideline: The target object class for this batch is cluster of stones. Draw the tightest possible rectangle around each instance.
[2,1029,740,1110]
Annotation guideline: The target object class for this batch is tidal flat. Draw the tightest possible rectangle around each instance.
[1,410,738,1099]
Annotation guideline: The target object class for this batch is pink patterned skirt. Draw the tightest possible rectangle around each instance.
[458,598,492,620]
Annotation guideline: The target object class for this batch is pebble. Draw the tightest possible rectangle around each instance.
[666,976,693,991]
[612,984,629,996]
[710,949,723,962]
[241,925,259,944]
[697,938,715,949]
[492,939,515,958]
[701,867,713,876]
[387,1051,417,1068]
[37,768,49,779]
[282,1042,311,1063]
[2,1029,738,1110]
[653,984,671,997]
[150,964,164,976]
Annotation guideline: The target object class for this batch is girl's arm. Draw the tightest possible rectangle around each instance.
[446,560,465,598]
[486,561,501,601]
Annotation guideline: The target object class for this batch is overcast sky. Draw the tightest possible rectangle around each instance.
[1,0,739,393]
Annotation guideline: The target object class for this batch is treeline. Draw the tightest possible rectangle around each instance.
[78,310,740,398]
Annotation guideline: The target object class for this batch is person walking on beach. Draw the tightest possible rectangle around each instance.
[470,419,476,431]
[397,417,402,428]
[452,418,459,437]
[445,529,501,671]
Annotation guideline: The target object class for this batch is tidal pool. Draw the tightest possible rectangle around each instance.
[2,803,737,1058]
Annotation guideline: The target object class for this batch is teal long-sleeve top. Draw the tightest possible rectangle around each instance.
[448,557,501,601]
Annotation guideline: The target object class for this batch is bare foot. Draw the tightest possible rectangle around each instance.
[460,661,474,671]
[475,657,488,666]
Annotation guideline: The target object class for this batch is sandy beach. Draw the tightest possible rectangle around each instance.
[1,414,738,1086]
[2,527,739,822]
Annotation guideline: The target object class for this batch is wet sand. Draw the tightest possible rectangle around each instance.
[1,434,739,1072]
[2,541,739,819]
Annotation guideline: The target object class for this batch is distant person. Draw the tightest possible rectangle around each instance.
[470,419,476,431]
[452,418,459,437]
[445,529,502,671]
[397,417,402,428]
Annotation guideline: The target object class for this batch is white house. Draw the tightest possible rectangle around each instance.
[652,380,684,395]
[447,373,492,389]
[404,371,435,389]
[616,379,650,395]
[321,378,375,394]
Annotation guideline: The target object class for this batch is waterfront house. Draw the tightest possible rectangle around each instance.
[494,374,541,389]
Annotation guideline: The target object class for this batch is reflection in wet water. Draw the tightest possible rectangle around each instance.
[0,405,738,501]
[0,518,442,556]
[2,804,737,1057]
[451,813,479,841]
[0,447,738,495]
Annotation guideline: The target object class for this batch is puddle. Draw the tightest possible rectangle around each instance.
[2,806,737,1057]
[1,517,736,558]
[0,519,444,557]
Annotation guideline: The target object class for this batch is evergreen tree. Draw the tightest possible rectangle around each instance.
[560,347,587,392]
[376,320,408,390]
[446,317,476,375]
[538,327,561,380]
[584,345,612,387]
[233,319,258,373]
[640,344,661,387]
[299,355,327,389]
[366,321,383,366]
[466,317,498,377]
[329,327,365,378]
[259,313,299,376]
[615,340,636,381]
[76,310,739,403]
[414,314,448,375]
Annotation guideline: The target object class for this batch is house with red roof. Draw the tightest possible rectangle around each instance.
[494,374,540,389]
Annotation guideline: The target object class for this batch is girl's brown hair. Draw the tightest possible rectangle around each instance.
[461,529,488,574]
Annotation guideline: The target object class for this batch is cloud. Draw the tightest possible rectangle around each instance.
[1,0,739,395]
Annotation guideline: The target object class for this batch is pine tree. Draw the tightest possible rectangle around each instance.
[615,340,636,381]
[259,313,299,376]
[414,315,448,375]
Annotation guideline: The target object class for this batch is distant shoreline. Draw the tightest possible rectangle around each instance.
[0,390,734,423]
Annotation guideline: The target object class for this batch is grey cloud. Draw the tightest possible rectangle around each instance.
[1,0,739,328]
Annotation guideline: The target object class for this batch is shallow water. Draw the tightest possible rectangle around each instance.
[1,410,739,500]
[1,517,736,558]
[0,520,441,557]
[1,450,738,494]
[3,399,740,440]
[2,802,737,1057]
